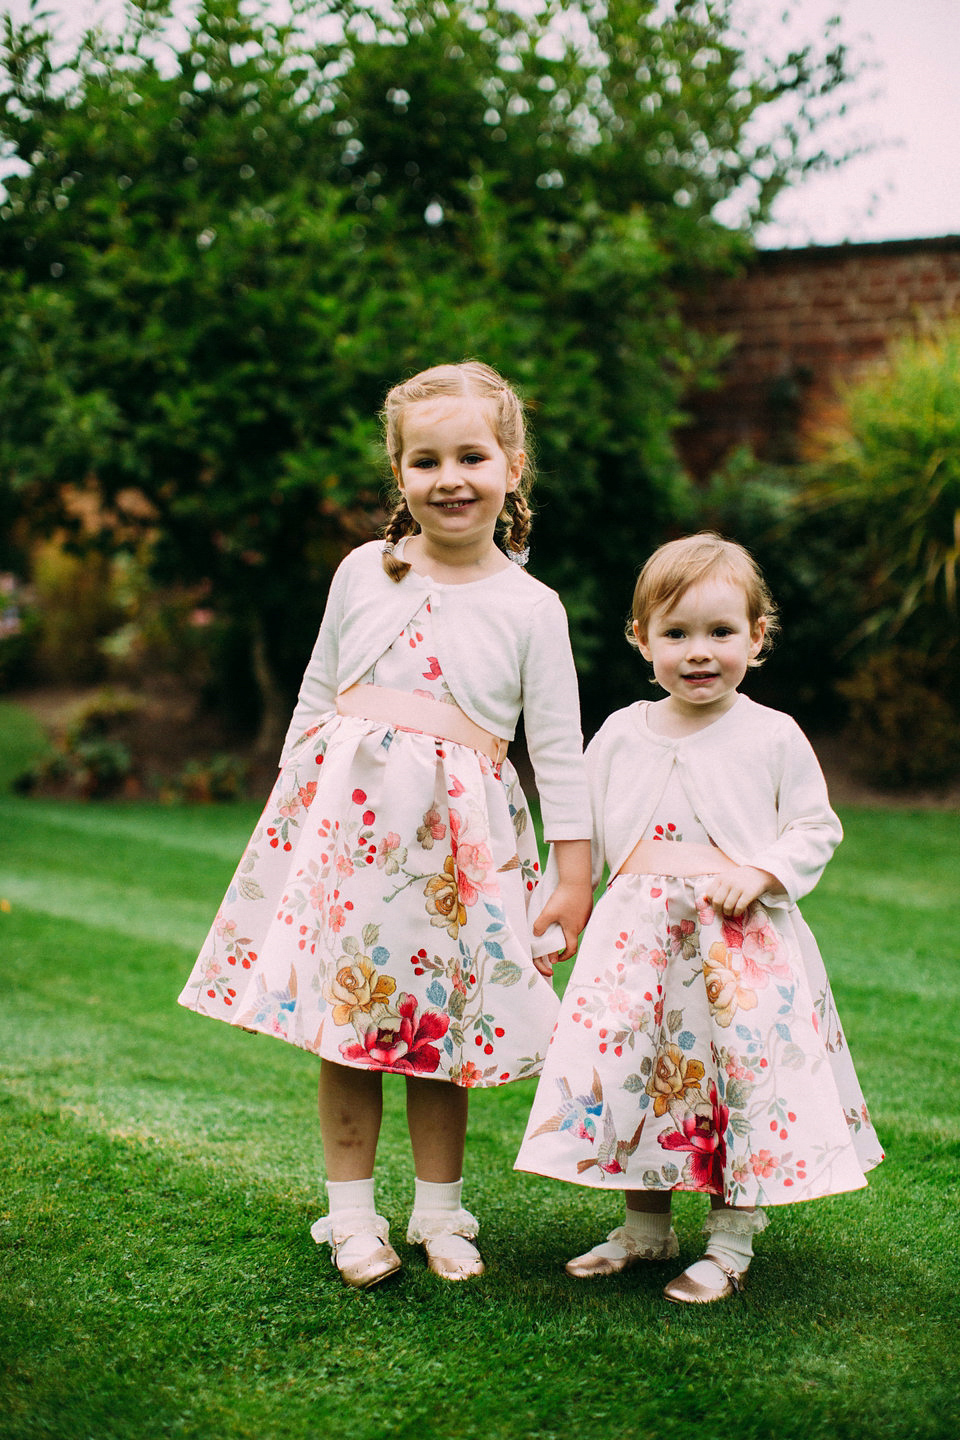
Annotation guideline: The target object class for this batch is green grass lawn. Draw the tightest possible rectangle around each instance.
[1,699,959,1440]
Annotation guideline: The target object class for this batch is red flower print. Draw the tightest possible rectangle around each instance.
[339,993,450,1075]
[658,1080,729,1192]
[422,656,442,681]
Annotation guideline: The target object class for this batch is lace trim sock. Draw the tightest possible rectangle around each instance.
[310,1177,385,1249]
[685,1207,767,1285]
[407,1176,479,1254]
[623,1207,674,1246]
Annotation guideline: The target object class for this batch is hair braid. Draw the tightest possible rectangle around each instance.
[381,498,417,582]
[501,491,532,563]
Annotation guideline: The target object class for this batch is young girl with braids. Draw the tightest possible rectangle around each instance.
[179,362,592,1288]
[516,533,883,1303]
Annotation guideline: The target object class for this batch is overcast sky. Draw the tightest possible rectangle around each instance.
[3,0,958,249]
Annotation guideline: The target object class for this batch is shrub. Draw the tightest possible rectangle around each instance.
[836,649,960,790]
[15,688,142,798]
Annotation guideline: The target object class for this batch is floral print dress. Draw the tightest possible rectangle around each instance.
[178,595,560,1087]
[515,769,884,1205]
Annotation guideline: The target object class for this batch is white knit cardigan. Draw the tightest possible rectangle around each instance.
[279,540,591,841]
[584,695,842,909]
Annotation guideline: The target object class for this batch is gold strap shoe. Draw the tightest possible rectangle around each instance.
[421,1231,485,1281]
[565,1225,679,1278]
[408,1207,484,1281]
[663,1253,745,1304]
[332,1232,402,1290]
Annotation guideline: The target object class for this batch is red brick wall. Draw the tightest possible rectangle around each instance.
[678,235,960,476]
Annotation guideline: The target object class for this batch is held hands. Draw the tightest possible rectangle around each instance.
[531,838,594,978]
[704,865,780,918]
[531,880,594,976]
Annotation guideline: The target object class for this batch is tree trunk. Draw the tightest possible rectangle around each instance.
[250,615,290,760]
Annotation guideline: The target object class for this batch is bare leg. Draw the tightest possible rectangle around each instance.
[405,1076,468,1181]
[626,1188,673,1215]
[405,1077,481,1279]
[318,1059,383,1181]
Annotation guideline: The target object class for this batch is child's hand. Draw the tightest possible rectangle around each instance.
[705,865,780,918]
[533,879,594,965]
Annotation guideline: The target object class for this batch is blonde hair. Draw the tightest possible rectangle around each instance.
[627,532,779,666]
[379,361,535,581]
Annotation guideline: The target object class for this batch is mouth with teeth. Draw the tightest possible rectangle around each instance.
[432,498,475,510]
[682,672,718,684]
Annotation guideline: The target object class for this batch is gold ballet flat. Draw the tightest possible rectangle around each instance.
[421,1234,485,1281]
[663,1254,744,1305]
[565,1226,679,1278]
[332,1234,402,1290]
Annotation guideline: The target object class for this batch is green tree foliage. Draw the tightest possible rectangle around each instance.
[803,326,960,644]
[698,327,960,785]
[0,0,854,741]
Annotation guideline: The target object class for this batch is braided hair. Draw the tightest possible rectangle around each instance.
[380,361,535,582]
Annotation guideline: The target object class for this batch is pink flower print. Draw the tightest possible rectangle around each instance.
[448,808,496,904]
[298,781,317,809]
[657,1081,729,1191]
[417,806,446,848]
[696,894,716,926]
[447,775,466,799]
[329,904,347,933]
[726,1058,755,1083]
[455,840,497,906]
[339,993,450,1074]
[376,832,406,875]
[422,656,442,682]
[335,853,355,879]
[750,1148,778,1179]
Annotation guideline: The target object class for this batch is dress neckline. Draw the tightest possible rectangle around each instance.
[394,535,516,590]
[633,694,744,746]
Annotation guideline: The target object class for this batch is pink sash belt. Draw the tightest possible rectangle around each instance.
[336,684,509,765]
[616,839,739,879]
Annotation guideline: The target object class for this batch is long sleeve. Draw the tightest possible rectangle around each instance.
[277,567,346,767]
[736,722,842,908]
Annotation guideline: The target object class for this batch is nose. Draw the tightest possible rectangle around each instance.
[685,634,711,661]
[435,458,462,489]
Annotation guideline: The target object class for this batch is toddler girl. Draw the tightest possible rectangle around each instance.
[516,533,883,1302]
[180,362,592,1287]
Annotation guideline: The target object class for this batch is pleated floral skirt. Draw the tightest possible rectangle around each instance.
[178,714,560,1087]
[515,871,883,1205]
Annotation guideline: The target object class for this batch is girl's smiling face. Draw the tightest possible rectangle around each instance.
[393,396,522,568]
[635,577,766,722]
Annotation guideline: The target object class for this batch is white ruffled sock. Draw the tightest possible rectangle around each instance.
[322,1178,388,1263]
[408,1177,478,1259]
[685,1206,766,1286]
[623,1207,674,1247]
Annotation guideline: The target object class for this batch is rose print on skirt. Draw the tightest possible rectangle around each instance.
[516,872,884,1204]
[179,710,559,1087]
